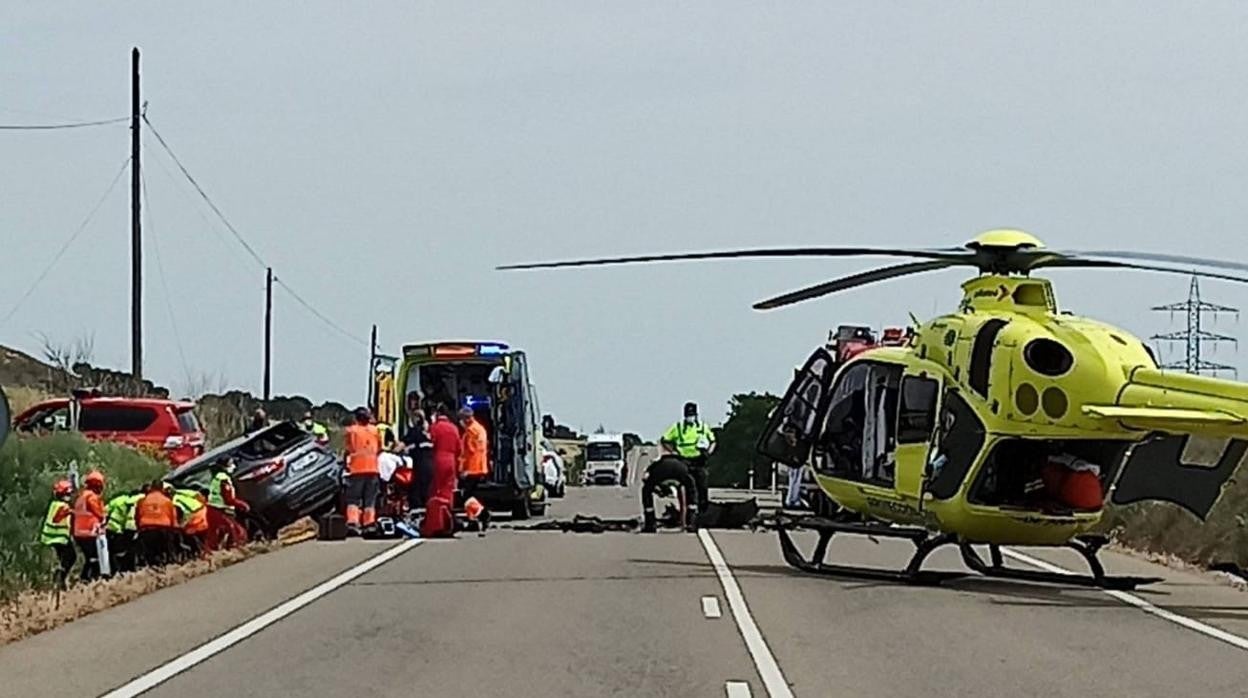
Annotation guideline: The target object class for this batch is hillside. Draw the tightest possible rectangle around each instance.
[0,343,349,444]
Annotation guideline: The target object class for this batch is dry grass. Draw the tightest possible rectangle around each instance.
[4,386,51,416]
[0,518,317,646]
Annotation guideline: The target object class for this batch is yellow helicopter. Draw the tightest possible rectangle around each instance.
[500,228,1248,590]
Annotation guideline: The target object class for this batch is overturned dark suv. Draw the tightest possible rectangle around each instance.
[165,421,342,538]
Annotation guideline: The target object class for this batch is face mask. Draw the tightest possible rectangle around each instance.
[685,416,697,425]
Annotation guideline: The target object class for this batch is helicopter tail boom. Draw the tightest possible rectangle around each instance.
[1082,405,1245,433]
[1090,367,1248,438]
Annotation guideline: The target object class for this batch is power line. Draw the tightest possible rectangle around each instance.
[140,167,193,386]
[274,277,369,348]
[141,115,268,270]
[1,156,131,325]
[141,115,370,348]
[142,130,259,275]
[0,116,129,130]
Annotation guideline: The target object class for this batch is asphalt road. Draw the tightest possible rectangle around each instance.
[4,468,1248,697]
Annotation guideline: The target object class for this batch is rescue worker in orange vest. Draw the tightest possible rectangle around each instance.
[343,406,382,536]
[458,407,490,502]
[173,488,210,560]
[72,470,107,581]
[136,481,180,567]
[42,479,76,589]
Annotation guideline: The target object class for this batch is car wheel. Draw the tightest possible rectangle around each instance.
[531,500,547,517]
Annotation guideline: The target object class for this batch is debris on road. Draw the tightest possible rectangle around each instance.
[507,514,639,534]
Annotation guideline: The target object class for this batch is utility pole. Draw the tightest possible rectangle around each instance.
[263,267,273,400]
[1151,274,1239,377]
[130,47,143,380]
[367,324,378,408]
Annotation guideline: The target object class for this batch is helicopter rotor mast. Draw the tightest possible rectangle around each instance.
[497,228,1248,311]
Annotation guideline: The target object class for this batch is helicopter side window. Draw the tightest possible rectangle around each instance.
[817,363,869,479]
[927,390,985,500]
[897,376,938,444]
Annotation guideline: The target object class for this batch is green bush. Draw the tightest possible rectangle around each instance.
[0,434,168,600]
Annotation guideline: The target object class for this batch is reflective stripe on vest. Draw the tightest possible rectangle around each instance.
[41,500,71,546]
[208,472,235,515]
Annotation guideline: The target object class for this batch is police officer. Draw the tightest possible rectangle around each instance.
[660,401,716,521]
[640,455,697,533]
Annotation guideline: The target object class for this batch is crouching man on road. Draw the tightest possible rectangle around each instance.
[640,456,698,534]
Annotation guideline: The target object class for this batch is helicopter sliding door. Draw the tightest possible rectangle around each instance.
[1110,434,1248,520]
[756,349,838,467]
[891,367,942,497]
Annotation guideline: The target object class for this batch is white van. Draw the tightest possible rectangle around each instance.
[583,433,626,486]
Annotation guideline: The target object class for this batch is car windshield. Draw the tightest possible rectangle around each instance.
[586,442,622,461]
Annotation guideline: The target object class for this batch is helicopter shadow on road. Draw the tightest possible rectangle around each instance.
[627,556,1248,624]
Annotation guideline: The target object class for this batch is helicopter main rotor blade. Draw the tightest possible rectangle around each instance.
[1065,250,1248,274]
[1034,256,1248,284]
[752,260,955,310]
[496,246,972,271]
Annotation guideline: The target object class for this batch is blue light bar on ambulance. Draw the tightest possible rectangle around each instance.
[477,343,506,356]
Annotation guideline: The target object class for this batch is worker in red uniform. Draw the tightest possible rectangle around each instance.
[136,481,180,567]
[207,459,250,548]
[41,479,76,589]
[72,470,108,581]
[423,403,462,537]
[343,406,382,536]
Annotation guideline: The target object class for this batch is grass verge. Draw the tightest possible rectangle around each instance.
[0,434,171,600]
[0,518,316,646]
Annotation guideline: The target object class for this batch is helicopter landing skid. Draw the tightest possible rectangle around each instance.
[957,537,1163,591]
[775,516,967,585]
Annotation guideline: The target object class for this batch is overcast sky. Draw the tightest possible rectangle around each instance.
[4,2,1248,437]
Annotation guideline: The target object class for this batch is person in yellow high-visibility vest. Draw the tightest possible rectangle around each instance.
[42,480,76,589]
[660,402,716,521]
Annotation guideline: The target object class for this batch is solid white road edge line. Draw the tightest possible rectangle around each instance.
[1000,547,1248,652]
[702,595,723,619]
[698,530,795,698]
[726,680,753,697]
[99,539,423,698]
